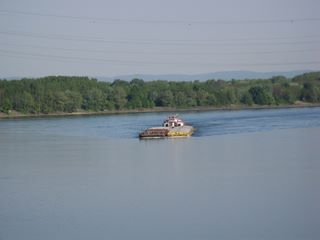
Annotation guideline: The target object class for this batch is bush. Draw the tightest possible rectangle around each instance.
[249,86,274,105]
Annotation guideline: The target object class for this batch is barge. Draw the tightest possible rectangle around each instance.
[139,115,194,139]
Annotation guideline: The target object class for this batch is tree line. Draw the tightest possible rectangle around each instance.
[0,72,320,114]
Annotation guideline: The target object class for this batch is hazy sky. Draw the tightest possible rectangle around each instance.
[0,0,319,77]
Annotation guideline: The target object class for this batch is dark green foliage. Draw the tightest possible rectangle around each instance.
[0,72,319,114]
[14,91,36,113]
[83,88,105,111]
[292,72,320,83]
[127,79,151,109]
[301,82,320,102]
[249,86,274,105]
[156,90,173,107]
[240,92,254,105]
[64,90,83,112]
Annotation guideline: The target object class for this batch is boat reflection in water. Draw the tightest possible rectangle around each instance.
[139,115,194,139]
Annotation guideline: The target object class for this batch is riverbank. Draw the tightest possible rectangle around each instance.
[1,102,320,119]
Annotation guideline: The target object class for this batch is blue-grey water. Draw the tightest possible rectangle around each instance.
[1,107,320,240]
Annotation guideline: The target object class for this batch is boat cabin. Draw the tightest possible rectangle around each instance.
[163,115,184,128]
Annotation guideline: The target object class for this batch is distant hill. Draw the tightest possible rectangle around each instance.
[97,70,313,82]
[2,70,316,82]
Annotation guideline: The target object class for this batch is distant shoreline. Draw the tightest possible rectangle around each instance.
[1,102,320,119]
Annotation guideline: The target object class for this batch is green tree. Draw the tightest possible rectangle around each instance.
[64,90,83,112]
[249,86,274,105]
[53,91,68,111]
[301,82,319,102]
[196,89,210,106]
[240,91,254,105]
[112,87,128,110]
[15,91,36,113]
[1,72,319,115]
[0,98,12,113]
[83,88,105,111]
[156,90,174,107]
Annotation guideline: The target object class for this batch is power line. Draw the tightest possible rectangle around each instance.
[1,30,319,43]
[1,9,320,25]
[114,35,320,43]
[1,42,319,56]
[1,49,319,67]
[0,30,319,47]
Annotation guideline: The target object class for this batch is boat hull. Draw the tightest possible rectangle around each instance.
[139,126,194,139]
[167,126,194,137]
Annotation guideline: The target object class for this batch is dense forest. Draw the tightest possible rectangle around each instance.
[0,72,320,115]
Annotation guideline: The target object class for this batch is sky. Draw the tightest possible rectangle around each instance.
[0,0,319,77]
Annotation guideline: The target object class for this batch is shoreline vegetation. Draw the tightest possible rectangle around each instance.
[1,72,320,119]
[1,103,320,119]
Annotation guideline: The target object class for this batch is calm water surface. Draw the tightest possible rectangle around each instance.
[0,107,320,240]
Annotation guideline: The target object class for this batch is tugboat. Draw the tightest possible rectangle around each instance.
[139,115,194,139]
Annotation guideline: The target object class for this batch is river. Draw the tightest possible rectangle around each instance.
[0,107,320,240]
